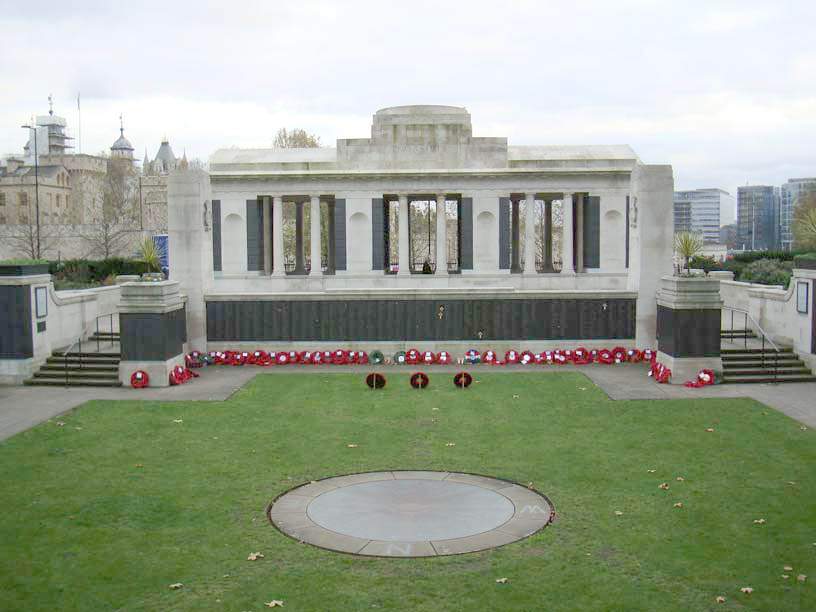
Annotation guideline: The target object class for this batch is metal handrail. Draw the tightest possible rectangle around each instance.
[722,305,781,383]
[62,313,119,386]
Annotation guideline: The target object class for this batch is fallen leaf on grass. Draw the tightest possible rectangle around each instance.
[740,587,754,594]
[715,596,726,604]
[676,476,685,481]
[172,419,183,424]
[705,428,715,432]
[798,575,807,583]
[647,469,656,473]
[247,552,264,561]
[787,481,797,486]
[74,427,83,430]
[56,421,65,427]
[346,444,358,448]
[432,407,439,411]
[614,510,624,516]
[578,387,587,391]
[512,394,520,399]
[527,482,534,489]
[265,601,284,608]
[673,502,684,508]
[753,518,766,525]
[658,483,670,490]
[135,464,144,468]
[445,442,456,447]
[782,575,790,580]
[784,565,793,571]
[169,583,183,590]
[800,426,808,431]
[495,577,509,584]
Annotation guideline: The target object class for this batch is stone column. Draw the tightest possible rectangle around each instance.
[294,201,305,274]
[118,280,186,387]
[272,196,285,276]
[262,196,272,275]
[511,198,521,273]
[523,192,537,274]
[309,195,322,276]
[656,276,723,383]
[575,193,585,273]
[435,194,448,274]
[398,195,410,275]
[561,193,574,274]
[543,199,555,272]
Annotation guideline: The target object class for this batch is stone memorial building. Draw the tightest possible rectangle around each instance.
[170,105,673,352]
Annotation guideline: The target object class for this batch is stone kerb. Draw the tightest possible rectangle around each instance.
[118,280,186,387]
[656,275,723,384]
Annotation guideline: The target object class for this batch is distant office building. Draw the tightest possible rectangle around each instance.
[780,177,816,251]
[737,185,780,251]
[673,188,735,243]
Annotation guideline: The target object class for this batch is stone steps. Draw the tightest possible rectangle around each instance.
[721,348,815,384]
[26,351,122,387]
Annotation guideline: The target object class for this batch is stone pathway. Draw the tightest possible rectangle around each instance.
[2,364,816,442]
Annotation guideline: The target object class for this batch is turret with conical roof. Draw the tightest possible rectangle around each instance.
[153,137,177,174]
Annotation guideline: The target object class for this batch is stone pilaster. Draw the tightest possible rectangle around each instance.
[656,275,723,384]
[561,193,574,274]
[118,280,186,387]
[398,195,409,275]
[523,192,536,275]
[309,195,322,276]
[435,194,448,274]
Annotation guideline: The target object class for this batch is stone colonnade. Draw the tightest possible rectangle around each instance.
[254,191,592,276]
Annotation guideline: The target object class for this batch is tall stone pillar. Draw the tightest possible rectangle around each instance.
[523,192,537,274]
[543,199,555,272]
[656,276,723,383]
[435,194,448,274]
[167,167,213,350]
[118,280,187,387]
[272,196,285,276]
[294,201,305,274]
[561,193,574,274]
[575,193,585,273]
[309,195,322,276]
[262,196,272,275]
[398,195,410,275]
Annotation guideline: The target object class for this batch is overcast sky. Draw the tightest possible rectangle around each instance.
[1,0,814,207]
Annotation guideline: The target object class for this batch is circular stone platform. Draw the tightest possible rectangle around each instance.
[267,471,554,557]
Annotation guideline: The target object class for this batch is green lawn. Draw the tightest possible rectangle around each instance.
[1,372,815,611]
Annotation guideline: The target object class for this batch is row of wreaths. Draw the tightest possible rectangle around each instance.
[182,347,659,368]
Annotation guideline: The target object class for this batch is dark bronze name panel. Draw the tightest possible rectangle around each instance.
[656,305,721,358]
[120,306,187,361]
[206,298,636,342]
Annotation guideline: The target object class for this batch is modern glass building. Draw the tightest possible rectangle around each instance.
[673,188,735,243]
[780,178,816,251]
[737,185,780,251]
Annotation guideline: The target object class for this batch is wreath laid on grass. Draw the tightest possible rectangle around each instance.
[365,372,387,389]
[453,371,473,388]
[410,372,430,389]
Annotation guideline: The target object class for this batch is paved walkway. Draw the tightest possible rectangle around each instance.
[2,364,816,442]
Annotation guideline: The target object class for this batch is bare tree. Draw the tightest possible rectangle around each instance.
[5,216,63,260]
[79,160,139,259]
[793,192,816,251]
[273,128,321,148]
